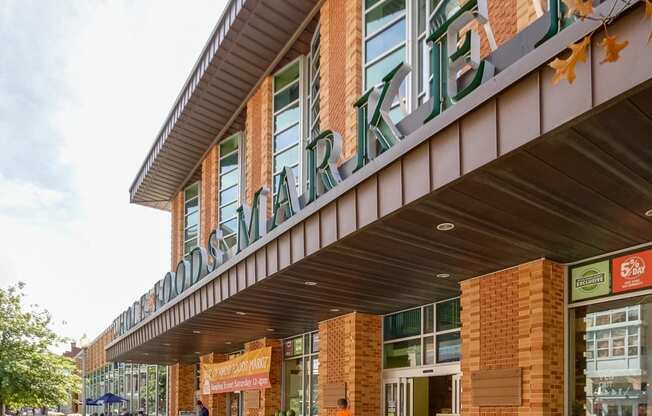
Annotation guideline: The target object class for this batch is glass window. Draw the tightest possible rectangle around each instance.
[384,308,421,341]
[219,134,241,250]
[573,297,652,416]
[273,61,302,197]
[283,332,318,416]
[423,336,435,365]
[437,332,461,363]
[139,365,147,412]
[384,338,422,368]
[423,305,434,334]
[284,357,304,416]
[183,182,200,256]
[147,365,157,415]
[158,366,168,416]
[436,298,461,332]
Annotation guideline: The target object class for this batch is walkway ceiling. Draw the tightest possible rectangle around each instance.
[130,0,319,209]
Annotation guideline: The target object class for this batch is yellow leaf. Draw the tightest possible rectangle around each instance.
[548,36,591,84]
[600,35,629,63]
[564,0,594,19]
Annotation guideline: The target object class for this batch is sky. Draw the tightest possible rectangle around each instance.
[0,0,227,351]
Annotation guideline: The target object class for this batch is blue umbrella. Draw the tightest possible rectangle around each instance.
[85,399,99,406]
[97,393,128,404]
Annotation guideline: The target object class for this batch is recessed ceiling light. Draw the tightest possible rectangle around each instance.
[225,341,232,345]
[195,352,201,355]
[645,209,652,217]
[236,311,247,316]
[267,328,275,332]
[163,343,171,347]
[192,330,201,334]
[436,273,451,278]
[435,222,455,231]
[304,281,318,286]
[330,308,340,312]
[143,353,149,356]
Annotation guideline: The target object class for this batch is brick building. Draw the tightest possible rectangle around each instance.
[86,1,652,416]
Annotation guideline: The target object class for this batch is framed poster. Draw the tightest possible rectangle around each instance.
[612,248,652,293]
[571,260,611,302]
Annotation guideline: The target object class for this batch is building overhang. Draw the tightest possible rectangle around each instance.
[108,1,652,364]
[129,0,320,209]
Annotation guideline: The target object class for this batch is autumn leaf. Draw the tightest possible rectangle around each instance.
[549,35,591,84]
[564,0,594,19]
[600,35,629,63]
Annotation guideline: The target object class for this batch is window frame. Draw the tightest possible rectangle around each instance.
[218,132,244,249]
[382,297,461,370]
[362,0,436,120]
[272,57,307,197]
[183,181,201,257]
[281,331,320,416]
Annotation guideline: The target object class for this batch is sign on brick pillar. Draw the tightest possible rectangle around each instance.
[201,353,228,416]
[459,259,565,416]
[243,338,282,416]
[318,312,381,416]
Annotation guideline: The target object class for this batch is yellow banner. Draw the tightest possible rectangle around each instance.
[201,347,272,394]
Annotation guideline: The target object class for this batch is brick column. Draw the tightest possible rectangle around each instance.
[245,77,273,208]
[243,338,282,416]
[201,145,219,244]
[318,312,382,416]
[200,353,228,416]
[460,259,564,416]
[169,363,196,416]
[320,0,362,162]
[171,191,185,268]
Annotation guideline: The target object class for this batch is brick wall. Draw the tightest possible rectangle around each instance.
[170,363,196,416]
[318,312,382,416]
[517,0,540,33]
[320,0,362,162]
[245,77,273,207]
[171,191,184,268]
[243,338,282,416]
[460,259,565,416]
[201,145,219,244]
[84,327,114,373]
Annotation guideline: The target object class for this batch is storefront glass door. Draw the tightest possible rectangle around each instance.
[384,375,461,416]
[384,378,412,416]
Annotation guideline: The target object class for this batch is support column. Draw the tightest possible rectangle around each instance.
[244,338,283,416]
[318,312,382,416]
[169,363,196,416]
[460,258,565,416]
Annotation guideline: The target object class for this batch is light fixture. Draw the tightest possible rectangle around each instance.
[225,341,232,345]
[236,311,247,316]
[646,209,652,217]
[330,308,340,312]
[195,352,201,355]
[266,328,275,332]
[436,273,451,278]
[435,222,455,231]
[163,343,171,347]
[192,330,201,334]
[304,281,318,286]
[143,353,149,356]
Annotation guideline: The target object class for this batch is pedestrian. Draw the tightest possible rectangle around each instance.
[335,399,351,416]
[197,401,209,416]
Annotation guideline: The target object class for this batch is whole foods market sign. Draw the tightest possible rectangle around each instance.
[113,0,570,337]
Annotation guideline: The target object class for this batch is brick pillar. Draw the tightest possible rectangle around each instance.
[320,0,362,162]
[201,145,219,244]
[243,338,282,416]
[245,77,273,209]
[170,363,196,416]
[200,353,228,416]
[460,259,564,416]
[171,191,185,268]
[319,312,382,416]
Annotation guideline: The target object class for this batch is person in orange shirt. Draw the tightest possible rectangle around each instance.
[336,399,352,416]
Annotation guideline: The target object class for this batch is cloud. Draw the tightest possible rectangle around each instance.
[0,0,226,350]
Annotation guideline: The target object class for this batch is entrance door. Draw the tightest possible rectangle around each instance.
[384,375,461,416]
[384,378,413,416]
[227,392,243,416]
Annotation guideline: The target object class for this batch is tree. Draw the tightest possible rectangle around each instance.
[549,0,652,84]
[0,283,81,414]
